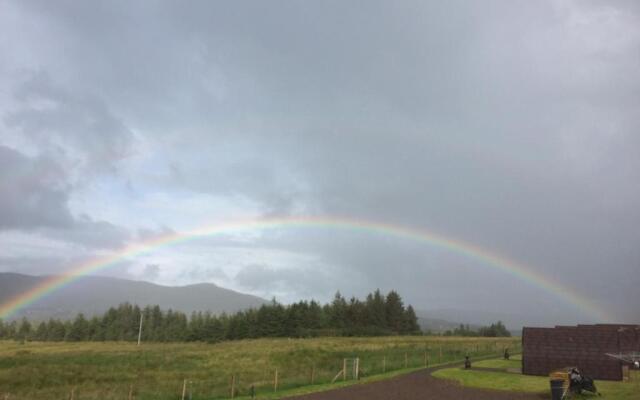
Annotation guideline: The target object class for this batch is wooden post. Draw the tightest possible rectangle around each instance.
[404,352,408,368]
[310,365,315,385]
[69,387,75,400]
[439,345,442,363]
[181,379,187,400]
[137,312,143,346]
[342,359,346,381]
[274,368,278,392]
[354,357,360,380]
[331,369,343,383]
[382,356,386,373]
[230,375,235,399]
[128,383,134,400]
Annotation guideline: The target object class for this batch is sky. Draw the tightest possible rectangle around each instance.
[0,0,639,326]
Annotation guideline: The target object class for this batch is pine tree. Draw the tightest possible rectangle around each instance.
[34,321,48,341]
[202,312,224,342]
[306,300,325,332]
[88,316,104,341]
[385,291,405,333]
[46,319,66,341]
[328,291,347,331]
[67,313,89,341]
[366,289,387,332]
[18,318,32,341]
[401,305,420,334]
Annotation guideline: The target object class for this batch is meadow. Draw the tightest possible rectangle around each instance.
[0,336,519,399]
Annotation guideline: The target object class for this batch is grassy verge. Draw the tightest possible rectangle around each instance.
[433,363,640,400]
[472,358,521,370]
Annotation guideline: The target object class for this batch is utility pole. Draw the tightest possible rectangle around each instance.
[137,311,143,346]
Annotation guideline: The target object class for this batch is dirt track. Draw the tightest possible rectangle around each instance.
[284,367,545,400]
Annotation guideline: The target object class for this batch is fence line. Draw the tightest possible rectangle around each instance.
[2,340,521,399]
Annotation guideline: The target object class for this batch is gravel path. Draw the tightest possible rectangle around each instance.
[284,366,546,400]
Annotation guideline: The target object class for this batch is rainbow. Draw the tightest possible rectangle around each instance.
[0,215,610,321]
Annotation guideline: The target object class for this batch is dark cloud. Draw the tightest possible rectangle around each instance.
[234,263,343,301]
[43,215,130,250]
[0,0,638,323]
[5,71,134,176]
[0,145,73,229]
[142,264,161,281]
[0,255,134,279]
[0,145,129,249]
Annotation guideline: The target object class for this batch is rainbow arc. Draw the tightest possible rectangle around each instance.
[0,216,610,322]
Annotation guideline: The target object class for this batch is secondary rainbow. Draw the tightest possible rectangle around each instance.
[0,215,610,321]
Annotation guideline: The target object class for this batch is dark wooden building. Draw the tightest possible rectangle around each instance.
[522,324,640,381]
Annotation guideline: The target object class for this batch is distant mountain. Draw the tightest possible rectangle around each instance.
[416,315,476,333]
[0,272,267,321]
[417,308,554,333]
[417,313,523,336]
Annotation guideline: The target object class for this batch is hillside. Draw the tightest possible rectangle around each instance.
[0,272,266,321]
[416,315,482,334]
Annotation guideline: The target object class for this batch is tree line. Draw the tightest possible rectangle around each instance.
[442,321,511,337]
[0,290,422,342]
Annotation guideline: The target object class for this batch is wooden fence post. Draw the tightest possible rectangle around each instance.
[128,383,134,400]
[274,368,278,392]
[310,364,315,385]
[181,379,187,400]
[69,387,75,400]
[343,359,347,381]
[439,345,442,363]
[355,358,359,380]
[383,356,386,373]
[404,352,408,368]
[230,375,236,399]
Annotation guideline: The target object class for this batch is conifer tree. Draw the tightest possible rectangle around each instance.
[67,313,89,341]
[34,321,48,341]
[385,290,405,333]
[18,318,32,341]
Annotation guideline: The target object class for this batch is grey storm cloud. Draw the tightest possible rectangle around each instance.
[5,71,135,176]
[234,263,343,301]
[142,264,161,281]
[0,144,129,248]
[0,145,73,229]
[0,0,639,325]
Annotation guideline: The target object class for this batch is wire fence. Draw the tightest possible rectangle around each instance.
[2,340,521,400]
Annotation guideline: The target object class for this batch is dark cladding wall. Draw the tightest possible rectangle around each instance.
[522,324,640,381]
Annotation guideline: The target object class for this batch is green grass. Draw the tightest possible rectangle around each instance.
[0,337,519,400]
[473,357,521,370]
[433,363,640,400]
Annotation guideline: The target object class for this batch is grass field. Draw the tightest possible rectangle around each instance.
[473,355,521,370]
[433,361,640,400]
[0,336,518,399]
